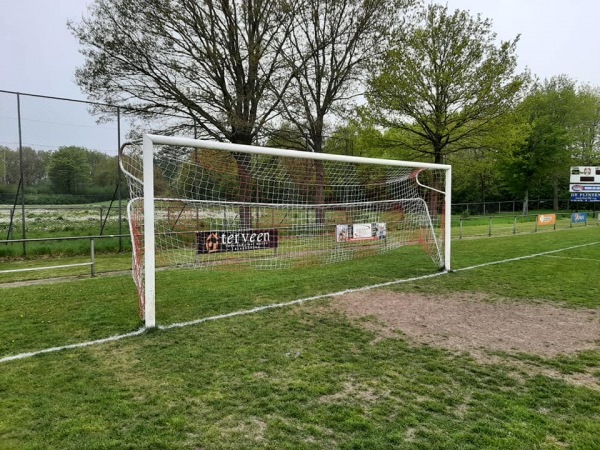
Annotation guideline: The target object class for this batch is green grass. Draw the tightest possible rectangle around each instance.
[0,227,599,448]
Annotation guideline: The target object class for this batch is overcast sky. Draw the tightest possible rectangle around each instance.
[1,0,599,99]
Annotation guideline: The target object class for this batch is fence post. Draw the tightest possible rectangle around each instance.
[459,218,463,239]
[117,107,123,253]
[513,216,517,234]
[90,239,96,277]
[17,93,26,256]
[488,217,492,237]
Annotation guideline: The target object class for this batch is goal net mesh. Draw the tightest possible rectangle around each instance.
[120,140,447,317]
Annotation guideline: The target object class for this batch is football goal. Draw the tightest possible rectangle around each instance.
[119,135,452,327]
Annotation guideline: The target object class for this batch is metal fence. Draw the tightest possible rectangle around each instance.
[0,90,135,252]
[454,212,599,240]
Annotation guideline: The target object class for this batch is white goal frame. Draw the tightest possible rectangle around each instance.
[136,134,451,327]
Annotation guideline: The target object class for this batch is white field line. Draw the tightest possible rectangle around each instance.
[1,240,599,364]
[159,271,447,331]
[542,255,600,263]
[0,329,146,364]
[452,241,600,273]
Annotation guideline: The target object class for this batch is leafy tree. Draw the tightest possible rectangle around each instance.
[500,76,582,213]
[325,121,386,159]
[1,146,49,186]
[0,146,10,185]
[92,156,119,188]
[365,3,528,164]
[47,146,91,194]
[570,85,600,165]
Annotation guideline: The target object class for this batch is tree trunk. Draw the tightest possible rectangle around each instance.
[522,189,529,216]
[314,159,325,225]
[553,179,559,211]
[233,152,253,229]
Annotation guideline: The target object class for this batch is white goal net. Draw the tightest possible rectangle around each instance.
[120,135,451,326]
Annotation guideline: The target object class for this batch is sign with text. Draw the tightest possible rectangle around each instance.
[571,213,588,224]
[336,223,386,243]
[536,214,556,226]
[570,184,600,193]
[570,166,600,184]
[197,229,278,254]
[570,193,600,202]
[570,166,600,202]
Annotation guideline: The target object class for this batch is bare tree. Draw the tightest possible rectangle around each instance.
[283,0,409,151]
[281,0,412,221]
[70,0,301,225]
[71,0,299,143]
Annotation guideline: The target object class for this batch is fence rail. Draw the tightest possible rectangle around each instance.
[454,212,598,239]
[451,199,599,216]
[0,237,108,277]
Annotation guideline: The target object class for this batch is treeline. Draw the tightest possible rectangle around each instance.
[0,146,119,204]
[68,1,600,214]
[329,76,600,211]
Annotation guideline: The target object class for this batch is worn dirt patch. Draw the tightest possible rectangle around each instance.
[331,290,600,388]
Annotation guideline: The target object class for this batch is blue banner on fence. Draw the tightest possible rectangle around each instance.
[571,212,588,224]
[571,193,600,202]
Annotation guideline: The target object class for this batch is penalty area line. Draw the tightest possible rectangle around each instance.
[2,240,598,364]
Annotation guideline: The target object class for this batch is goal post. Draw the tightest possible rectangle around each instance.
[120,134,452,327]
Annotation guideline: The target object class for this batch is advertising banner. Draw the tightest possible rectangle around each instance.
[197,229,278,254]
[571,213,588,224]
[570,184,600,193]
[536,214,556,226]
[571,193,600,202]
[336,223,386,243]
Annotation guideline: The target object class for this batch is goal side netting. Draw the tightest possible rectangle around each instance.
[119,135,452,326]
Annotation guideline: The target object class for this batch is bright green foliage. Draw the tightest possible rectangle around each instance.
[500,76,592,213]
[47,146,92,194]
[365,3,528,164]
[570,85,600,165]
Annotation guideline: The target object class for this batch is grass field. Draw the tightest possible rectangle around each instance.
[0,227,599,449]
